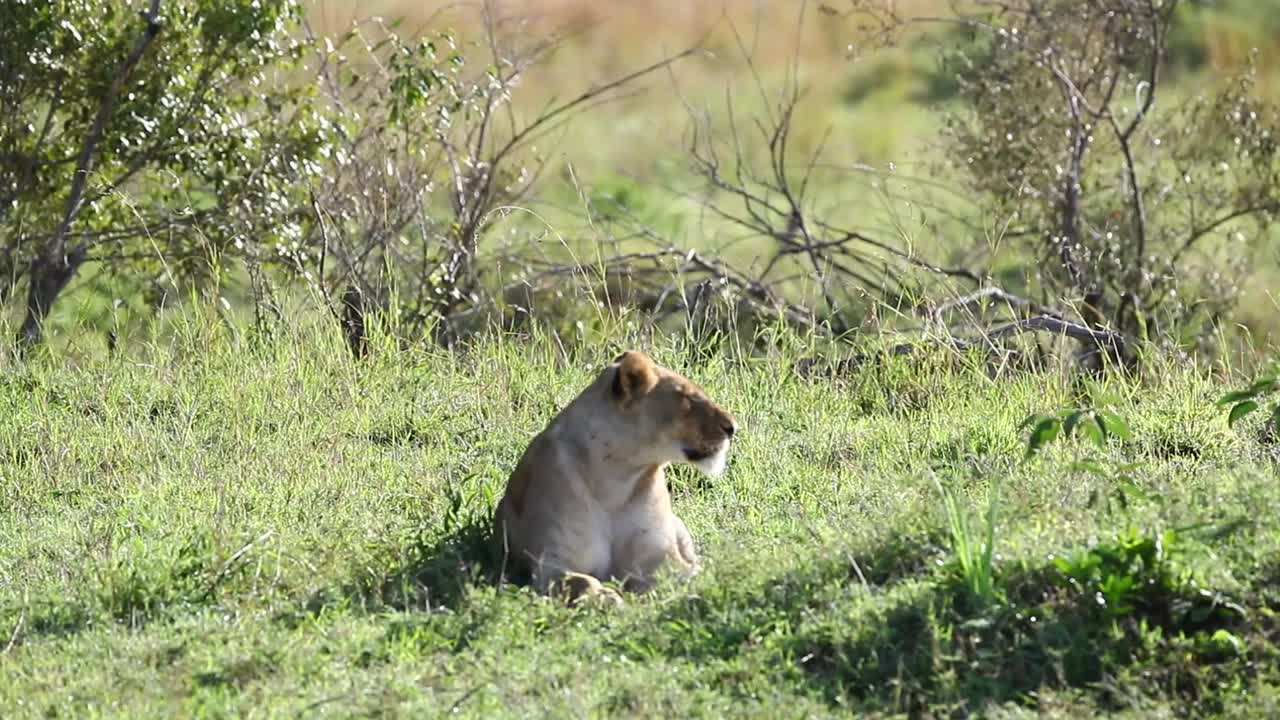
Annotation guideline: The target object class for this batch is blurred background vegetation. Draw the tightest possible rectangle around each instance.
[2,0,1278,371]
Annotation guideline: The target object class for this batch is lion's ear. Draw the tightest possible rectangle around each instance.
[611,350,658,405]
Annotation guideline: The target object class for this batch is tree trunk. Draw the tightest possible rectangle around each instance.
[17,246,86,349]
[340,284,371,358]
[1077,290,1135,374]
[0,250,15,307]
[13,0,162,352]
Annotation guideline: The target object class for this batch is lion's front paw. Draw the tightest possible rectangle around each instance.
[559,571,625,608]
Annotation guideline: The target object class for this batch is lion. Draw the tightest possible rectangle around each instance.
[493,349,738,606]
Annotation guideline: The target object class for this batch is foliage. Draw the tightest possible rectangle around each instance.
[1218,363,1280,435]
[1018,394,1163,514]
[1052,527,1236,622]
[1020,400,1134,459]
[278,9,708,354]
[2,0,1277,369]
[285,18,479,351]
[935,0,1280,359]
[0,0,328,345]
[851,0,1280,367]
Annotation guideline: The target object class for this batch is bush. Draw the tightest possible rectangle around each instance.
[0,0,327,347]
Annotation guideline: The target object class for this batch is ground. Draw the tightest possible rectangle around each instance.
[2,316,1277,718]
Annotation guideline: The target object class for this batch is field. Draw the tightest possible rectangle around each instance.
[2,312,1279,718]
[5,0,1280,717]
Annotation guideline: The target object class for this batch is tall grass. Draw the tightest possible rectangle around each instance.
[933,474,1000,607]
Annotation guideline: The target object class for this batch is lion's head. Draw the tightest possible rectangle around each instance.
[604,350,738,476]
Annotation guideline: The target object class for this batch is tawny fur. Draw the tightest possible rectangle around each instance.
[494,350,737,605]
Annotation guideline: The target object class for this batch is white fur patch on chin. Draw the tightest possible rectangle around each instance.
[692,442,730,477]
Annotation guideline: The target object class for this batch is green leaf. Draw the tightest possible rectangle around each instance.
[1026,416,1062,457]
[1079,417,1104,447]
[1115,480,1149,502]
[1097,410,1133,441]
[1217,388,1258,405]
[1209,629,1244,656]
[1228,400,1259,427]
[1247,377,1278,395]
[1062,410,1086,437]
[1018,412,1052,431]
[1217,377,1275,406]
[1070,458,1107,479]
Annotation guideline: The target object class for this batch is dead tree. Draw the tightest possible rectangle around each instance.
[847,0,1280,369]
[296,2,704,354]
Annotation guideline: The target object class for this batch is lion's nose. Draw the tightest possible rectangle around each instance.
[722,421,736,438]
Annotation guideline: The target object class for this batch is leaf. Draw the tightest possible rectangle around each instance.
[1025,416,1062,457]
[1207,517,1252,542]
[1078,417,1104,447]
[1116,480,1149,502]
[1070,458,1107,479]
[1097,410,1133,441]
[1217,388,1258,405]
[1247,376,1278,395]
[1217,377,1274,405]
[1228,400,1259,427]
[1018,412,1053,431]
[1209,629,1244,656]
[1271,403,1280,435]
[1062,409,1088,437]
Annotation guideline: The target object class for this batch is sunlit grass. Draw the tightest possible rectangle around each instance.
[1,302,1278,716]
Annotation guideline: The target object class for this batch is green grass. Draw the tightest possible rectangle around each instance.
[2,309,1278,718]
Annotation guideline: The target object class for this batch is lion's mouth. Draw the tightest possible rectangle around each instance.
[683,447,711,462]
[683,441,730,477]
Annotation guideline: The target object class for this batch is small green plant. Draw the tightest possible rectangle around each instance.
[1020,401,1146,511]
[1053,528,1179,619]
[1050,527,1245,628]
[932,474,1001,607]
[1217,367,1280,434]
[929,393,1140,611]
[1019,403,1133,459]
[440,471,496,538]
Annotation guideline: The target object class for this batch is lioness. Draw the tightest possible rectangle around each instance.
[494,350,737,605]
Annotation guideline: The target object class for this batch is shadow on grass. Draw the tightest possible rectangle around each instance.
[361,420,441,449]
[608,529,1262,718]
[789,561,1257,717]
[606,527,947,664]
[281,509,519,625]
[285,523,947,664]
[9,510,1268,720]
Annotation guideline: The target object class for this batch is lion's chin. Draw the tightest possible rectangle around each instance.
[685,441,729,477]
